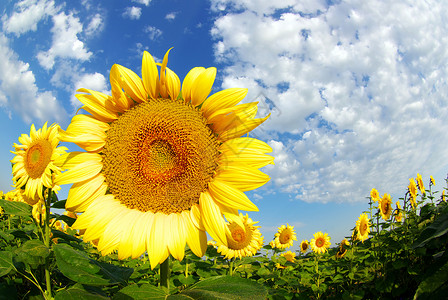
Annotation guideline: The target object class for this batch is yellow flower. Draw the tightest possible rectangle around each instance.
[269,240,275,249]
[11,123,66,204]
[408,178,417,209]
[430,176,435,186]
[274,224,297,249]
[335,238,350,258]
[310,231,331,254]
[300,240,309,253]
[370,188,379,202]
[356,213,371,242]
[442,190,446,202]
[216,213,263,259]
[280,251,296,263]
[416,173,425,195]
[379,193,393,221]
[55,49,272,268]
[394,201,403,223]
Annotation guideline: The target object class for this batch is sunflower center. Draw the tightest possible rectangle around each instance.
[279,231,291,244]
[24,140,53,179]
[102,98,219,214]
[316,238,324,247]
[227,223,252,250]
[362,223,368,233]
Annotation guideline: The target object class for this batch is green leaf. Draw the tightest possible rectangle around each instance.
[178,275,267,299]
[0,199,32,218]
[55,284,109,300]
[51,200,67,209]
[113,283,168,300]
[414,259,448,298]
[0,282,17,300]
[14,240,49,268]
[54,243,133,286]
[414,208,448,248]
[0,251,16,277]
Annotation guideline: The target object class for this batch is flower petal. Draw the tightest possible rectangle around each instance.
[142,51,159,99]
[191,67,216,107]
[201,88,248,118]
[208,179,259,211]
[199,191,227,245]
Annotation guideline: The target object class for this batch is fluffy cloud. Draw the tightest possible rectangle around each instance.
[85,13,104,37]
[0,34,68,123]
[71,72,108,108]
[144,25,162,40]
[165,12,178,21]
[123,6,142,20]
[211,0,448,203]
[132,0,151,6]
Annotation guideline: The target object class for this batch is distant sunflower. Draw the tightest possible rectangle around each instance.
[370,188,380,203]
[280,251,296,263]
[310,232,331,254]
[216,213,263,259]
[335,238,349,258]
[11,123,66,204]
[416,173,425,195]
[430,176,435,186]
[356,213,371,242]
[442,190,446,202]
[394,201,403,223]
[300,240,309,253]
[379,193,393,221]
[274,224,297,249]
[55,49,272,268]
[408,178,417,209]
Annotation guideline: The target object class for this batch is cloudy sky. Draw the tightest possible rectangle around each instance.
[1,0,447,245]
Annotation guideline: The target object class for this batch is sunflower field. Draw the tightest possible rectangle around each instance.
[1,49,448,299]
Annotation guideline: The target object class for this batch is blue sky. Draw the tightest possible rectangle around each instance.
[1,0,448,247]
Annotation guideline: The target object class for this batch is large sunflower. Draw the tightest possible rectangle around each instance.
[11,123,66,204]
[216,213,263,259]
[274,224,297,249]
[355,213,370,242]
[310,231,331,254]
[55,49,273,268]
[379,193,393,221]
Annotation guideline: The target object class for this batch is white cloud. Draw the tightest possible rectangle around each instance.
[132,0,151,6]
[123,6,142,20]
[211,0,448,203]
[165,12,178,21]
[144,25,162,40]
[2,0,59,36]
[85,13,104,37]
[0,34,68,123]
[71,72,108,108]
[36,11,92,70]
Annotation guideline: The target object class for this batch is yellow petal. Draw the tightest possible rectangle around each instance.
[147,213,170,269]
[214,165,270,191]
[168,213,186,261]
[115,64,147,103]
[142,51,159,99]
[218,150,274,169]
[183,211,207,258]
[191,67,216,107]
[199,191,227,245]
[99,209,134,256]
[66,174,106,211]
[190,204,205,231]
[54,152,102,170]
[54,160,102,185]
[209,102,259,133]
[218,114,270,142]
[220,137,273,154]
[117,210,144,259]
[130,212,154,259]
[208,179,259,211]
[182,67,205,102]
[110,65,134,111]
[76,90,119,122]
[165,67,181,100]
[201,88,248,118]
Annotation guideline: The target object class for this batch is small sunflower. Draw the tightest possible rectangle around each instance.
[430,176,435,186]
[394,201,403,223]
[269,240,275,249]
[370,188,379,203]
[280,251,296,263]
[442,190,446,202]
[216,213,263,259]
[310,231,331,254]
[356,213,371,242]
[416,173,425,195]
[379,193,393,221]
[300,240,309,253]
[274,224,297,249]
[335,238,349,259]
[408,178,417,209]
[11,123,66,204]
[55,49,272,268]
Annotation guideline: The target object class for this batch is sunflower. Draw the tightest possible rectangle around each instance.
[408,178,417,209]
[274,224,297,249]
[300,240,309,253]
[55,49,272,268]
[356,213,371,242]
[310,231,331,254]
[280,251,296,262]
[442,190,446,202]
[216,213,263,260]
[379,193,393,221]
[370,188,379,203]
[416,173,425,195]
[394,201,403,223]
[430,176,435,186]
[335,238,350,259]
[11,123,66,204]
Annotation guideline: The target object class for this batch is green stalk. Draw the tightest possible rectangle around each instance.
[229,258,234,276]
[44,189,52,299]
[159,257,170,289]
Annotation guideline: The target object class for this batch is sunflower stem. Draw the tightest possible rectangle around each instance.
[43,189,53,299]
[159,257,170,289]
